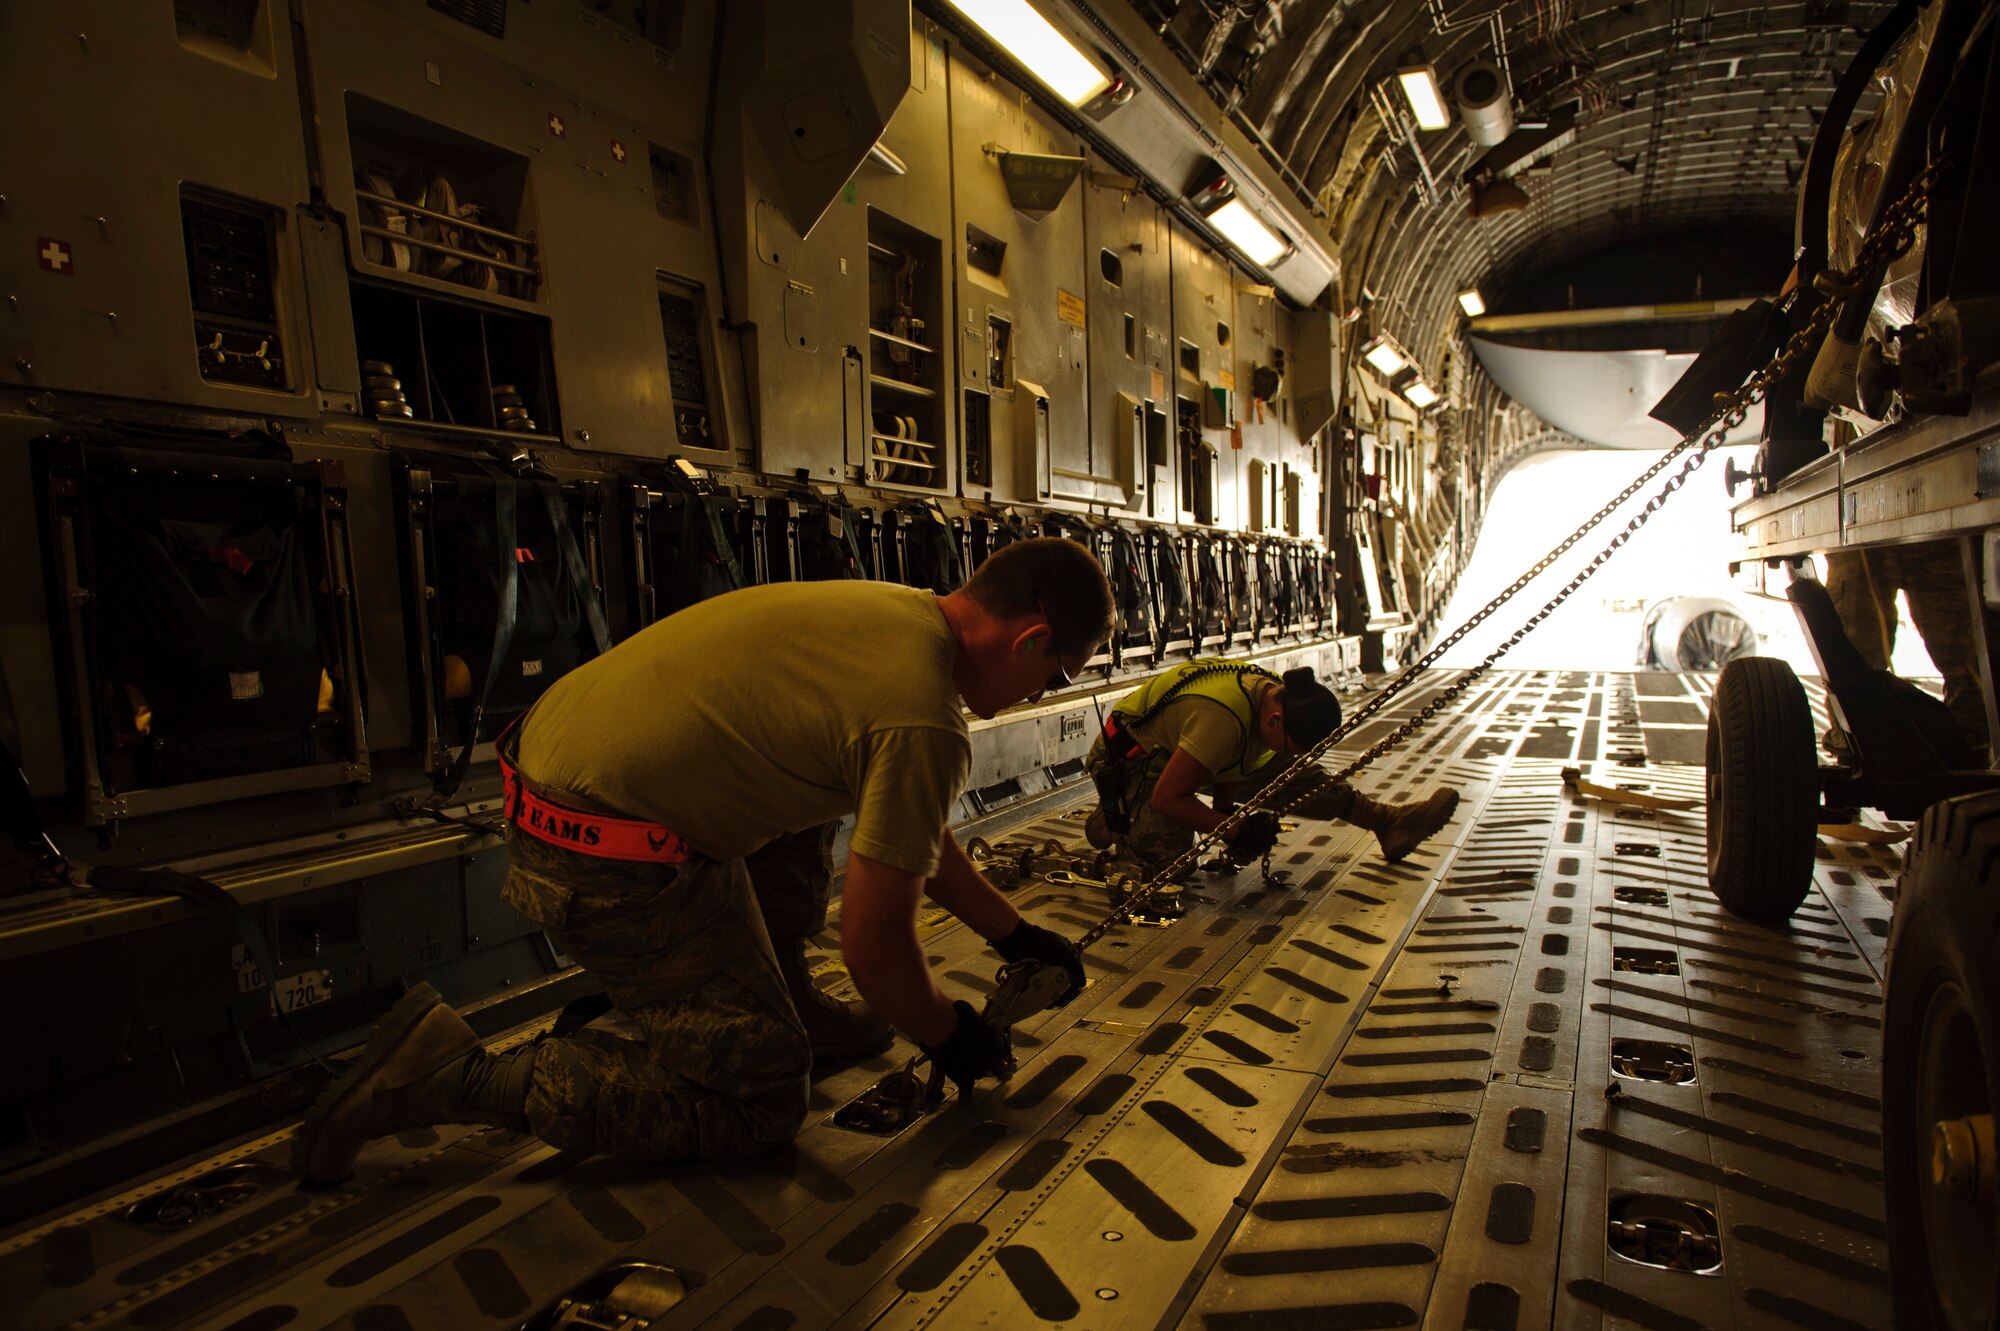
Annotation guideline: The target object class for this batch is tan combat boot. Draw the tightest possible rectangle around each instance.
[1347,789,1461,862]
[292,983,483,1184]
[775,937,894,1060]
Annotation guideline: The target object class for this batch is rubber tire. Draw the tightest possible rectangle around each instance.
[1883,790,2000,1331]
[1705,656,1819,918]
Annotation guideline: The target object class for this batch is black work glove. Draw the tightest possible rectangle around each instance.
[1226,809,1282,865]
[921,1000,1012,1094]
[994,920,1086,1006]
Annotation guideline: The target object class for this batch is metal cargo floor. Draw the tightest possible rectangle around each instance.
[1,671,1901,1331]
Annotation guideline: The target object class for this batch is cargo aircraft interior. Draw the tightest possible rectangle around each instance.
[2,1,1997,1328]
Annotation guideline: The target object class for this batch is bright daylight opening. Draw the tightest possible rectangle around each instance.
[1434,445,1945,683]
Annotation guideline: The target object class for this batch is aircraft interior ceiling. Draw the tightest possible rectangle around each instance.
[1150,0,1897,384]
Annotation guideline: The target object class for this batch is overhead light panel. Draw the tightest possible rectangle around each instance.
[1362,336,1410,378]
[1206,198,1290,267]
[1458,287,1486,317]
[1403,380,1441,409]
[947,0,1112,107]
[1396,64,1451,131]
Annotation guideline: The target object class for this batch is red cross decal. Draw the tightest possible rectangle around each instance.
[38,238,74,275]
[547,112,567,139]
[611,139,627,163]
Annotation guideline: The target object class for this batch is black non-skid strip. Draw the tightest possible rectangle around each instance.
[1687,978,1881,1027]
[1504,1108,1546,1152]
[1708,1090,1881,1147]
[454,1247,530,1319]
[1369,1000,1500,1016]
[1484,1183,1535,1243]
[1609,1093,1883,1180]
[1251,1193,1450,1222]
[1343,1048,1491,1067]
[1222,1243,1436,1276]
[1686,958,1884,1004]
[1137,1022,1188,1054]
[218,1306,298,1331]
[669,1177,784,1254]
[825,1202,920,1265]
[1743,1287,1881,1331]
[1577,1128,1886,1238]
[896,1222,988,1291]
[1232,1003,1301,1033]
[1083,1158,1197,1240]
[1730,1223,1889,1286]
[1565,1277,1711,1331]
[1203,1030,1276,1065]
[995,1245,1080,1321]
[1588,923,1872,982]
[1464,1282,1520,1331]
[1003,1054,1087,1109]
[997,1139,1071,1191]
[327,1197,503,1288]
[1264,967,1349,1003]
[1142,1100,1247,1166]
[1185,1066,1259,1107]
[1405,941,1520,954]
[1590,976,1788,1027]
[1325,1078,1485,1098]
[1120,982,1166,1010]
[1333,924,1386,944]
[1702,1056,1882,1109]
[936,1121,1010,1171]
[1356,1021,1496,1039]
[1589,1003,1800,1057]
[1201,1299,1421,1329]
[567,1185,644,1242]
[1290,938,1369,969]
[1337,889,1387,904]
[1519,1036,1555,1072]
[1303,1111,1473,1133]
[1679,907,1855,946]
[1074,1074,1135,1115]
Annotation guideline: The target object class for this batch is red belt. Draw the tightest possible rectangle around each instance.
[498,732,691,864]
[1103,712,1148,761]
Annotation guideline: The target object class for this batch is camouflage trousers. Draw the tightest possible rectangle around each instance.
[1825,543,1991,748]
[501,820,838,1161]
[1084,735,1359,875]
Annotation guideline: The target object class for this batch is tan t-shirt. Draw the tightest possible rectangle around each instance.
[1126,678,1277,782]
[517,581,969,875]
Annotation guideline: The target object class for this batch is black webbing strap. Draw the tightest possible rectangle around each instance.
[0,737,67,894]
[832,501,870,576]
[427,469,518,805]
[540,483,612,655]
[90,864,341,1076]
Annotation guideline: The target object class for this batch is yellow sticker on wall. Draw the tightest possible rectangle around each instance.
[1218,368,1236,390]
[1056,289,1086,328]
[1149,368,1166,400]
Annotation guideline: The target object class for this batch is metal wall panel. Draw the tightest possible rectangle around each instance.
[947,49,1089,507]
[1082,178,1172,514]
[302,0,748,461]
[1169,230,1238,525]
[0,4,318,415]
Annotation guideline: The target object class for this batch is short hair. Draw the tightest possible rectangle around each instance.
[1278,667,1342,749]
[964,536,1114,657]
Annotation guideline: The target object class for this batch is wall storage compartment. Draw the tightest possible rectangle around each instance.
[396,452,608,775]
[346,94,540,302]
[865,210,948,491]
[349,281,559,440]
[35,435,369,826]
